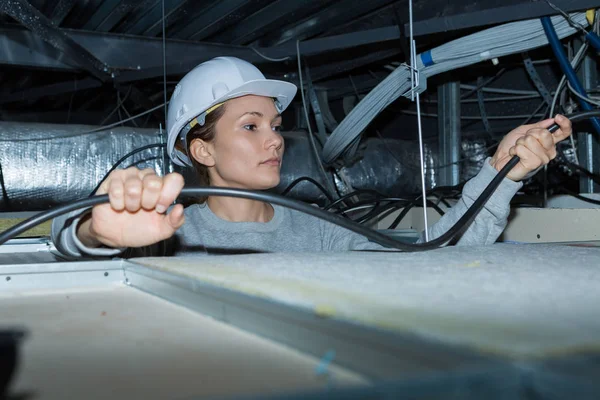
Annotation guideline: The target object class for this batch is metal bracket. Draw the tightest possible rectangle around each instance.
[304,63,329,146]
[522,52,553,107]
[476,76,494,138]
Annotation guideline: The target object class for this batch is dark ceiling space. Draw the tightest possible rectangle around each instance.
[0,0,597,133]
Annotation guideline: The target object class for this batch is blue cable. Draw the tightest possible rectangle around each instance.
[586,31,600,52]
[540,17,600,135]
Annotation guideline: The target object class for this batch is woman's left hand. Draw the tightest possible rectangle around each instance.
[490,114,572,181]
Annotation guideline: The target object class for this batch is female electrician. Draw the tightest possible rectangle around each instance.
[51,57,572,258]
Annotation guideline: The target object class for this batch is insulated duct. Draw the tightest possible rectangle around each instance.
[275,133,437,203]
[0,122,167,211]
[322,13,590,164]
[461,139,490,182]
[0,122,438,211]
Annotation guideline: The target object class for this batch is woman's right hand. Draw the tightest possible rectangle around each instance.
[77,168,186,248]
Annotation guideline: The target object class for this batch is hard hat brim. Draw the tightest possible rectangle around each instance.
[212,78,297,112]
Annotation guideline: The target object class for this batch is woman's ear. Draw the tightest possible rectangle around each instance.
[189,139,215,167]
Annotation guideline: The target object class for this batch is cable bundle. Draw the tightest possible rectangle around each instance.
[322,13,589,164]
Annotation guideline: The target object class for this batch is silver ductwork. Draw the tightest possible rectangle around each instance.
[460,138,490,183]
[276,135,437,203]
[0,122,167,211]
[0,122,486,211]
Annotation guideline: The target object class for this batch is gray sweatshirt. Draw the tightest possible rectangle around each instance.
[51,158,522,258]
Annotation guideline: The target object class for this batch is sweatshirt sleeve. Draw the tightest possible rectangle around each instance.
[50,209,125,259]
[420,157,522,245]
[51,208,169,259]
[330,157,522,251]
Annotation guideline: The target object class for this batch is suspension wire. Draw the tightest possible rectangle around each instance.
[409,0,430,241]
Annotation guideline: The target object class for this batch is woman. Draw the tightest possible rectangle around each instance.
[51,57,572,257]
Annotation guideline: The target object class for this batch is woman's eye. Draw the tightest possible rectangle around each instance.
[272,125,282,132]
[243,124,257,131]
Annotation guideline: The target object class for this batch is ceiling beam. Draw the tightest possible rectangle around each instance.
[0,78,102,105]
[172,0,272,41]
[82,0,126,31]
[211,0,331,45]
[0,24,402,83]
[270,0,396,46]
[116,0,187,35]
[142,0,202,36]
[403,0,600,36]
[49,0,78,26]
[263,26,401,60]
[310,48,400,82]
[0,0,112,81]
[0,25,260,73]
[323,75,383,100]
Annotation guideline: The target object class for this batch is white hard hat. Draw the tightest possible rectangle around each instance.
[167,56,298,166]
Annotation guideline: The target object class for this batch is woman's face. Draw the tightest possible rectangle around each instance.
[205,95,284,190]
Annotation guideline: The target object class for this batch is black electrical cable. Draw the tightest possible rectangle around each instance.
[387,198,447,230]
[428,183,466,195]
[350,200,408,222]
[433,195,452,208]
[560,187,600,206]
[428,186,463,207]
[338,187,457,217]
[418,199,447,218]
[0,158,541,250]
[280,177,334,203]
[333,184,463,215]
[351,200,406,223]
[90,143,167,196]
[557,147,600,185]
[323,189,383,211]
[356,201,406,225]
[389,204,414,230]
[0,186,460,251]
[1,111,599,251]
[335,196,412,215]
[526,173,600,206]
[357,199,445,226]
[0,160,9,209]
[564,162,600,185]
[350,201,383,222]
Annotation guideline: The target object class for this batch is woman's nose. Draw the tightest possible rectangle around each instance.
[266,130,283,150]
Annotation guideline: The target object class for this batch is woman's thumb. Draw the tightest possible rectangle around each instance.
[163,204,185,235]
